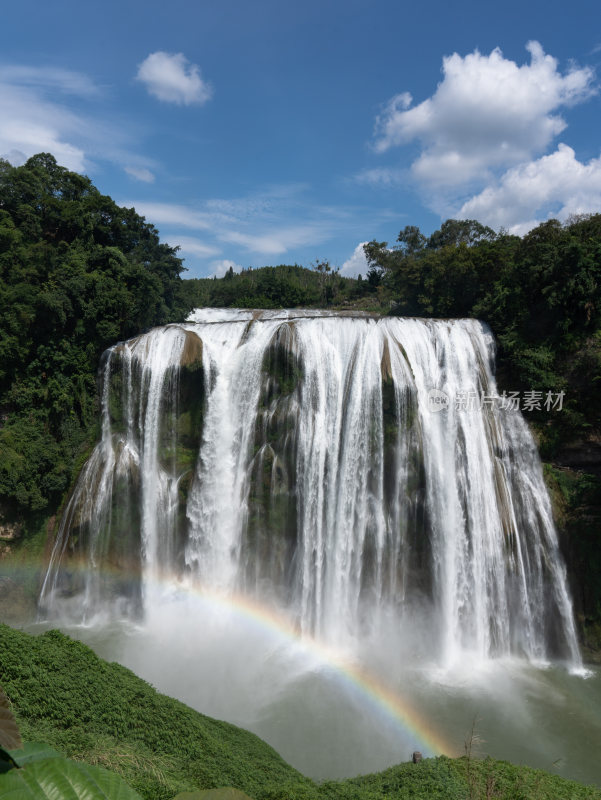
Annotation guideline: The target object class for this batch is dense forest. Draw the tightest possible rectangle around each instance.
[1,155,600,647]
[0,154,190,525]
[184,260,369,309]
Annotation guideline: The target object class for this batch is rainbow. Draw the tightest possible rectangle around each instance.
[172,582,455,757]
[2,557,455,758]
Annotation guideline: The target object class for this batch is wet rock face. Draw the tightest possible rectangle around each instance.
[544,448,601,648]
[243,324,300,595]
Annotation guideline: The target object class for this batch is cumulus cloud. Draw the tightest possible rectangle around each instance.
[340,242,369,277]
[374,41,596,187]
[210,259,243,278]
[125,165,155,183]
[458,144,601,233]
[136,52,212,105]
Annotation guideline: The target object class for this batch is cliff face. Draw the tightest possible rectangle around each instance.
[0,503,22,550]
[556,438,601,474]
[544,437,601,660]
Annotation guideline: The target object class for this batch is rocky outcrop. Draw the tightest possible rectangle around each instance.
[0,509,22,543]
[0,507,22,560]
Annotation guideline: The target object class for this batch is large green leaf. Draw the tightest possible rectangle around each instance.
[0,686,22,750]
[0,755,144,799]
[172,790,254,800]
[0,748,19,775]
[8,742,62,766]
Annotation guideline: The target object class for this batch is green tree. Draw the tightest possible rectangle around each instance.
[0,154,190,517]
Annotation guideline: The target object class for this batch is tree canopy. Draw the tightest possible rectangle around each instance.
[0,154,189,514]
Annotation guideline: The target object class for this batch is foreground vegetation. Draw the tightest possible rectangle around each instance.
[1,624,599,800]
[0,624,312,799]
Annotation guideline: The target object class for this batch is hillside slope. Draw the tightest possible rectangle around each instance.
[0,624,314,799]
[1,624,600,800]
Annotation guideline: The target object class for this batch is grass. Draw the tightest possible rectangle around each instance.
[0,624,314,800]
[1,623,600,800]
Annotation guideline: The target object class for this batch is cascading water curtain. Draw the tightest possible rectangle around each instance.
[39,309,582,670]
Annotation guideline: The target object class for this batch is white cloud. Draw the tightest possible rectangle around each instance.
[355,167,406,187]
[210,259,243,278]
[136,52,212,105]
[169,235,221,258]
[0,83,87,171]
[204,183,308,218]
[374,41,596,187]
[458,144,601,233]
[1,148,27,165]
[222,224,330,256]
[0,64,101,96]
[340,242,369,277]
[122,191,387,276]
[124,166,155,183]
[126,201,213,230]
[123,199,328,257]
[0,63,161,175]
[221,230,288,255]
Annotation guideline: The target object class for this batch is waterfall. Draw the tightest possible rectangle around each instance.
[39,309,582,669]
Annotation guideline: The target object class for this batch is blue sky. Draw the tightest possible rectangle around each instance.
[1,0,600,278]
